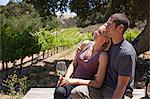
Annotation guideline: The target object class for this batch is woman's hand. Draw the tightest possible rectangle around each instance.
[60,77,70,86]
[56,76,63,87]
[59,78,78,86]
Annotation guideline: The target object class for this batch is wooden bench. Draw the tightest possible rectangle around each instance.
[23,88,55,99]
[23,88,147,99]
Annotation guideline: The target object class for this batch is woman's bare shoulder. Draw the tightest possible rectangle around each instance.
[99,51,108,60]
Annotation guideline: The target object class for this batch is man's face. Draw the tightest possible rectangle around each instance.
[106,17,117,37]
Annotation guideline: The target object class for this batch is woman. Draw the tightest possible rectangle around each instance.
[54,24,111,99]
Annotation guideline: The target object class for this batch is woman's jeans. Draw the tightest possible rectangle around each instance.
[54,85,76,99]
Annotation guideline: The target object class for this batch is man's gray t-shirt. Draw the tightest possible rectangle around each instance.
[104,40,136,95]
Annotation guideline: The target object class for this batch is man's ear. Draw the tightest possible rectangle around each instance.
[105,38,109,42]
[119,24,124,30]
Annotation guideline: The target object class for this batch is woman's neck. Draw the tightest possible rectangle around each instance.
[92,42,103,52]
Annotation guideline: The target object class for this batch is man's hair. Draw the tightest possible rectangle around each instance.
[110,13,130,33]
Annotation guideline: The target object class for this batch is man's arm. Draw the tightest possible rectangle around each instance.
[112,76,130,99]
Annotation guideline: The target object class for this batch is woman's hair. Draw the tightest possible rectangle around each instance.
[102,38,112,51]
[99,24,112,51]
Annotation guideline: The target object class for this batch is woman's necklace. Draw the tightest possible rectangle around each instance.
[89,45,101,59]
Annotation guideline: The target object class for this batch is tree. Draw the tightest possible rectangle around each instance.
[23,0,67,29]
[69,0,108,27]
[24,0,69,18]
[0,2,41,63]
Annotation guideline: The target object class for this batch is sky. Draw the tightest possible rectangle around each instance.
[56,10,76,17]
[0,0,9,5]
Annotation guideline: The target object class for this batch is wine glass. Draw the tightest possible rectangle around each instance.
[56,61,67,76]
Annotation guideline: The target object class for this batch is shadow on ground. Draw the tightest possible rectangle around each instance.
[135,58,150,88]
[0,59,72,94]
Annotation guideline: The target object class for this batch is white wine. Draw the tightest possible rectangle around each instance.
[56,70,65,76]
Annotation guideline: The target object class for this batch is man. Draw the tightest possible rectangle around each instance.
[70,13,136,99]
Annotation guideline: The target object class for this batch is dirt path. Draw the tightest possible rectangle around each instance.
[33,46,77,66]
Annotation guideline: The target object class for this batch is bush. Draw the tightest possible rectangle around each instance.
[124,28,141,42]
[2,71,28,99]
[36,28,54,51]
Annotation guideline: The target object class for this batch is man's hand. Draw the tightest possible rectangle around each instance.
[76,47,82,54]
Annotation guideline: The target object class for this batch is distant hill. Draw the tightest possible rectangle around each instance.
[56,13,77,28]
[57,13,76,19]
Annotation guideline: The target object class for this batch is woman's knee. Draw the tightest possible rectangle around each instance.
[54,87,66,98]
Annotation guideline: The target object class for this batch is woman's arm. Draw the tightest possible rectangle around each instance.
[88,51,108,88]
[64,55,78,79]
[60,52,108,88]
[59,55,78,86]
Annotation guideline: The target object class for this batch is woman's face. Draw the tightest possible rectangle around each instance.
[93,25,109,43]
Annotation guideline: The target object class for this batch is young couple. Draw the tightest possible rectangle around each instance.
[54,13,136,99]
